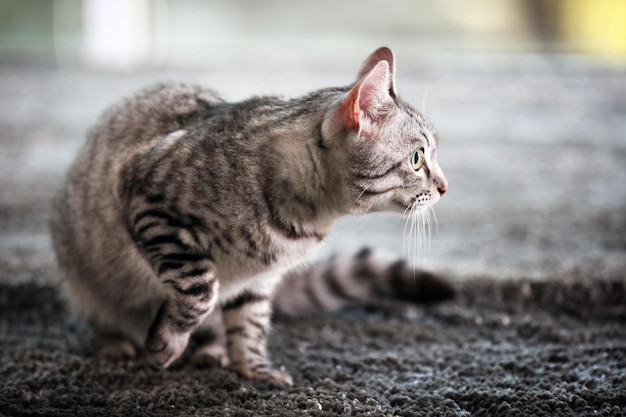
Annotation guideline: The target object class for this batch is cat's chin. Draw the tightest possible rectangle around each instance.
[388,199,416,214]
[390,199,437,216]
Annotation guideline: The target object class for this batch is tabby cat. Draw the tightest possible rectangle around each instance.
[50,47,450,385]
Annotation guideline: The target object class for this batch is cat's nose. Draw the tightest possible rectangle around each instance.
[433,169,448,196]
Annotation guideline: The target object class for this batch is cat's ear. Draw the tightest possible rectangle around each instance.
[356,47,396,98]
[341,60,392,133]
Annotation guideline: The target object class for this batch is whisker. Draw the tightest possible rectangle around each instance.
[404,204,434,269]
[425,207,432,256]
[401,199,440,277]
[402,203,412,217]
[411,207,417,273]
[427,206,437,234]
[402,204,410,258]
[355,185,370,203]
[417,206,424,263]
[412,204,420,268]
[402,202,414,263]
[409,206,416,264]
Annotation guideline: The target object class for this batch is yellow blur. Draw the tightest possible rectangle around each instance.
[561,0,626,57]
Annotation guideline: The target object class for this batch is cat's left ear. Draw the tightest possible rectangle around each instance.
[356,47,397,98]
[340,60,393,134]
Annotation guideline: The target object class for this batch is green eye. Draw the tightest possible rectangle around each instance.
[410,149,425,171]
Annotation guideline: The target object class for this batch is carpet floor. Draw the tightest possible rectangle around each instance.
[0,278,625,416]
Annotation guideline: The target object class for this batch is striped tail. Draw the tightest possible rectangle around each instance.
[273,247,455,317]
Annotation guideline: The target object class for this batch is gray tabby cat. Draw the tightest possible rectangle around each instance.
[50,47,449,385]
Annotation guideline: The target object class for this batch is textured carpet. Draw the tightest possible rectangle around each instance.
[1,56,625,416]
[1,278,625,416]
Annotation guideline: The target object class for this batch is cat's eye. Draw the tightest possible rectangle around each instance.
[410,149,425,171]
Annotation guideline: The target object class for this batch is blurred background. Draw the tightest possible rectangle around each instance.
[2,0,626,68]
[0,0,625,284]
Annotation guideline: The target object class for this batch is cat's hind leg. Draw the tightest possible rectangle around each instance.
[190,310,230,368]
[95,333,138,361]
[86,299,158,362]
[61,266,159,364]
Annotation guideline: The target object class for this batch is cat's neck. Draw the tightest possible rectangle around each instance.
[250,94,348,239]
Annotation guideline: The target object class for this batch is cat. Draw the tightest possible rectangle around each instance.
[50,47,450,385]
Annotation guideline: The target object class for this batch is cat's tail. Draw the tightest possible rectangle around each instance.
[273,247,455,317]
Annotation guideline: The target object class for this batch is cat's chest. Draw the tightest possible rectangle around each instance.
[213,237,323,295]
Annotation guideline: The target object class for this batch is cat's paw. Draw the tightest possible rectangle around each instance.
[97,340,137,362]
[261,369,293,386]
[144,330,190,369]
[191,343,230,368]
[236,365,293,385]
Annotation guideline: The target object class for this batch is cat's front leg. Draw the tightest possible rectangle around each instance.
[144,273,218,368]
[133,221,219,368]
[144,264,219,368]
[222,290,292,385]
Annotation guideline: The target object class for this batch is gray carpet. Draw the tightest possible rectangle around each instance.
[1,278,625,416]
[1,56,625,416]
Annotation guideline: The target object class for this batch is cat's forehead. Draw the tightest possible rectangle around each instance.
[398,100,438,148]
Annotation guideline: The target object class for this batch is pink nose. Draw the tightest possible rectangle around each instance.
[438,185,447,196]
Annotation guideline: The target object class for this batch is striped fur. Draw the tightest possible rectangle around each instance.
[274,248,454,317]
[50,47,449,384]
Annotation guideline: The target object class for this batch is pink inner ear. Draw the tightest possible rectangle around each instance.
[340,60,390,132]
[357,60,389,117]
[340,85,361,132]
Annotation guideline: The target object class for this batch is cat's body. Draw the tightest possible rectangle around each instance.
[50,48,449,384]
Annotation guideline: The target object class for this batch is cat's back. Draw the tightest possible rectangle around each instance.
[50,83,225,273]
[55,82,225,224]
[93,82,225,148]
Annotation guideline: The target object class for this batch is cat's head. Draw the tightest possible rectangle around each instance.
[322,47,447,216]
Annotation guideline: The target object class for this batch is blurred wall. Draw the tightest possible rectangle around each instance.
[0,0,625,70]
